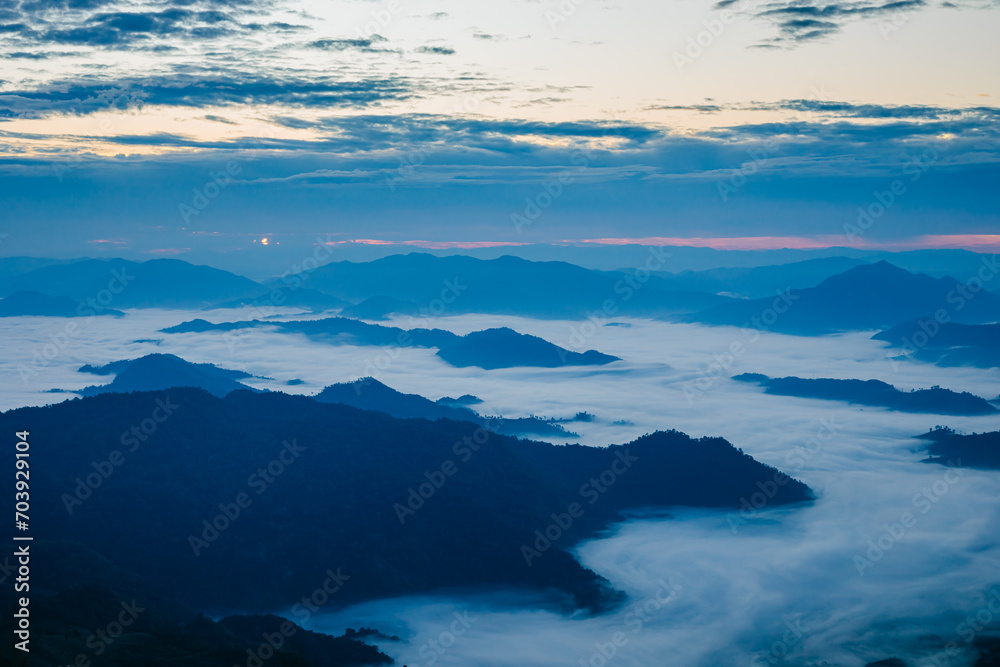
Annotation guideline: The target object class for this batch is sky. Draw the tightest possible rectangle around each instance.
[0,0,998,258]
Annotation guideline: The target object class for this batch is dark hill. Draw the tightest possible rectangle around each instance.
[77,353,255,398]
[0,540,392,667]
[163,318,619,369]
[436,327,620,370]
[917,427,1000,469]
[315,377,480,422]
[0,388,811,614]
[734,373,997,416]
[874,321,1000,369]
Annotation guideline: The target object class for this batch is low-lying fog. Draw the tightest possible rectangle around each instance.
[3,308,999,665]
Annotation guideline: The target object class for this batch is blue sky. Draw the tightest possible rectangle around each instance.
[0,0,998,257]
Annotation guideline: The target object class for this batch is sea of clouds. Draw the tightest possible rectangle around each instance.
[2,308,999,666]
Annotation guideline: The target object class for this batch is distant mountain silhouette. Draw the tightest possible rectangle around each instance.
[316,377,580,437]
[437,328,620,369]
[0,290,124,317]
[437,394,483,407]
[163,318,619,369]
[734,373,997,416]
[77,353,255,397]
[162,316,460,348]
[0,256,80,281]
[917,427,1000,469]
[299,253,731,318]
[0,258,261,309]
[207,286,347,312]
[652,256,870,298]
[316,377,480,422]
[874,321,1000,369]
[339,295,423,320]
[0,388,811,614]
[681,262,1000,334]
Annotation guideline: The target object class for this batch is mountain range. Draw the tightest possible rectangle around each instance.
[680,262,1000,335]
[734,373,997,416]
[76,353,258,398]
[0,388,811,615]
[917,427,1000,469]
[874,321,1000,369]
[163,318,620,369]
[0,290,124,317]
[68,355,590,437]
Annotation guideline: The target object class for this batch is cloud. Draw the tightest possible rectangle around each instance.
[415,45,456,55]
[307,35,397,53]
[715,0,994,44]
[0,70,416,118]
[0,0,300,49]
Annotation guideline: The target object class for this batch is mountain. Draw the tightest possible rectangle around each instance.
[316,378,580,437]
[0,258,262,309]
[437,327,620,369]
[0,290,124,317]
[0,256,81,281]
[651,256,870,298]
[734,373,997,416]
[162,318,619,369]
[206,286,347,312]
[917,427,1000,469]
[315,377,480,422]
[680,262,1000,334]
[297,253,731,318]
[0,388,811,615]
[339,295,423,320]
[162,316,460,348]
[873,321,1000,369]
[77,353,256,397]
[0,540,393,667]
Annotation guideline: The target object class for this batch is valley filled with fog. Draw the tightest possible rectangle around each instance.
[4,307,999,666]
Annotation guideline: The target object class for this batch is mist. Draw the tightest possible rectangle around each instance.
[2,309,999,665]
